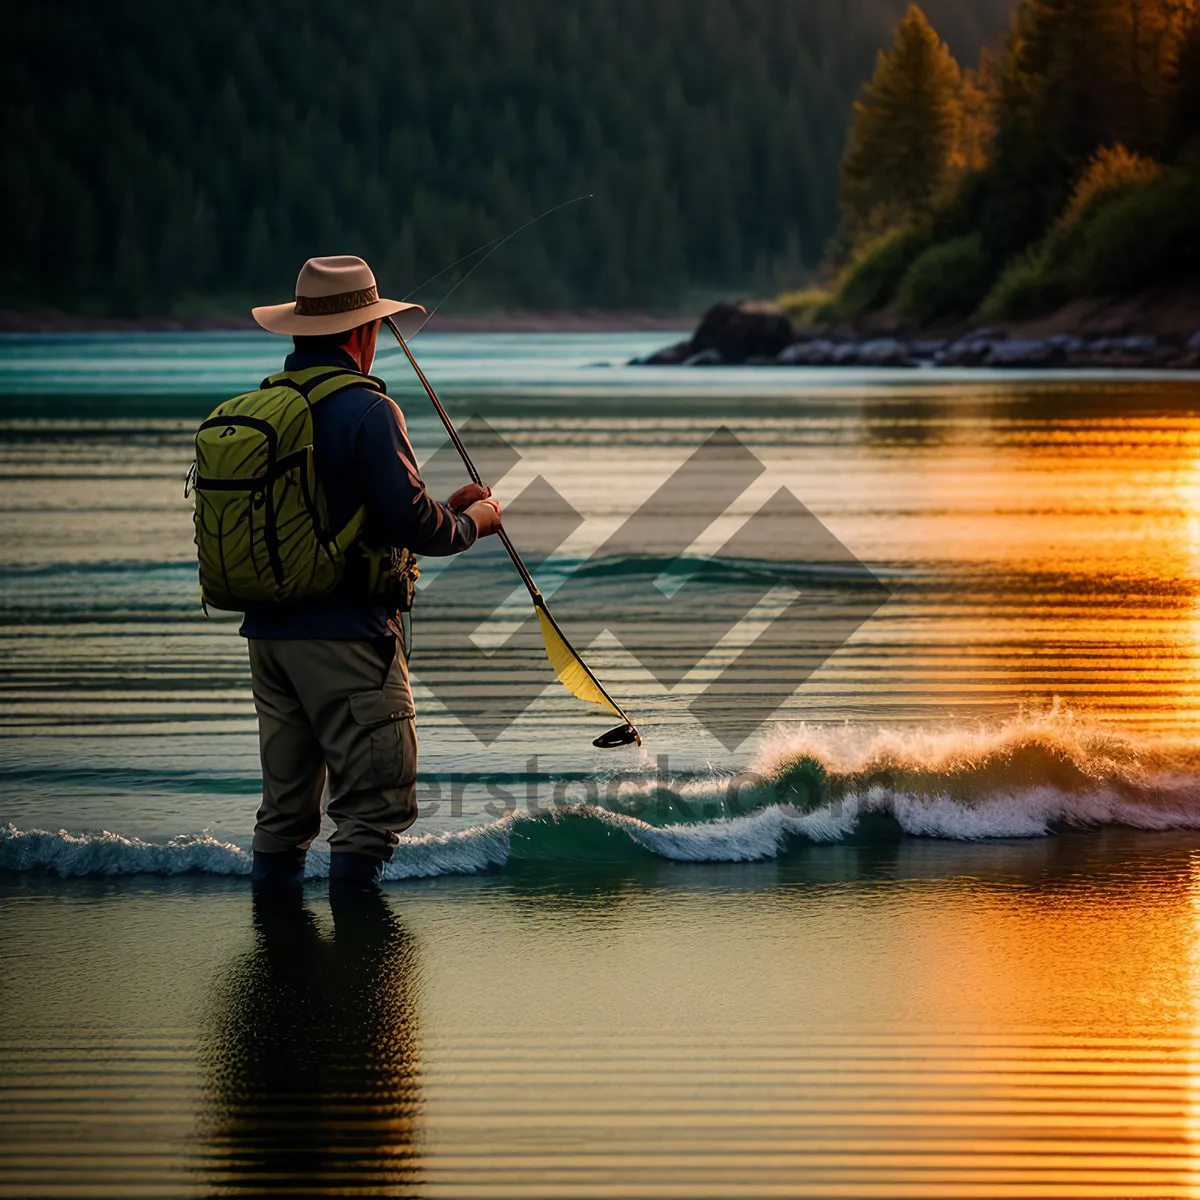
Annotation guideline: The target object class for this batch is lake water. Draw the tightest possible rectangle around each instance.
[4,331,1200,1196]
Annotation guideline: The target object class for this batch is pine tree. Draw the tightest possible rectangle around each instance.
[242,206,271,291]
[957,49,999,174]
[187,194,219,292]
[1119,0,1196,154]
[5,0,1015,314]
[111,192,147,315]
[838,6,965,242]
[983,0,1185,255]
[1169,6,1200,152]
[157,185,193,298]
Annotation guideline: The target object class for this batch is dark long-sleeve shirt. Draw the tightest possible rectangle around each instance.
[240,346,477,639]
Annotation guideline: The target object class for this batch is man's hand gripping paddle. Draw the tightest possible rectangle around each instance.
[384,315,641,749]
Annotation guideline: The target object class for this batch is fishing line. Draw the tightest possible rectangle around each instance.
[377,195,638,746]
[399,235,506,304]
[381,193,593,343]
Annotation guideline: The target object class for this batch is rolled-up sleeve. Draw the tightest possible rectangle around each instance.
[353,396,478,556]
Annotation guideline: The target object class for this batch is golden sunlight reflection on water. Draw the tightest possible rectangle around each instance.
[8,345,1200,1194]
[4,838,1200,1195]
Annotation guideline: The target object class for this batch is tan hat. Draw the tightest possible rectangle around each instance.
[252,255,425,337]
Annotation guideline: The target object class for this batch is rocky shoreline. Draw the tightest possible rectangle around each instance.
[634,301,1200,370]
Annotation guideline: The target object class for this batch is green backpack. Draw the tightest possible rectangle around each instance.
[188,365,381,612]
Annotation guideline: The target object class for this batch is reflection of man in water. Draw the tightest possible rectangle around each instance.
[201,890,422,1193]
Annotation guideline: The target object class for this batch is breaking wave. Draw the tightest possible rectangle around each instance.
[5,710,1200,879]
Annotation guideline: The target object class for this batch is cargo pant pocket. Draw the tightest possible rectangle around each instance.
[347,689,416,787]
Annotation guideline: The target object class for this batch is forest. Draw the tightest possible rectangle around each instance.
[798,0,1200,327]
[4,0,1013,317]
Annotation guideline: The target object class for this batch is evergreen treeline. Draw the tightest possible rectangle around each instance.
[800,0,1200,326]
[5,0,1012,316]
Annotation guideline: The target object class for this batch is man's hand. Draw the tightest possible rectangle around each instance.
[447,482,491,512]
[465,497,502,538]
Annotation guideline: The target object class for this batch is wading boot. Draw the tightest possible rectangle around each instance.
[249,848,307,891]
[329,852,384,894]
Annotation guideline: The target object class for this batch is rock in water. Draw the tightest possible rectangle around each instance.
[635,339,693,365]
[934,336,995,367]
[777,339,838,365]
[982,339,1069,367]
[696,301,794,362]
[857,338,916,367]
[639,301,794,366]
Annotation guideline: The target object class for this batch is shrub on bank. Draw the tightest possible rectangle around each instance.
[976,253,1066,321]
[977,148,1183,320]
[1066,173,1198,295]
[823,225,931,318]
[1053,145,1163,241]
[894,233,995,324]
[777,287,833,326]
[979,168,1199,319]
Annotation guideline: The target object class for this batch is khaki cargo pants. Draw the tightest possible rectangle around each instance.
[247,636,418,860]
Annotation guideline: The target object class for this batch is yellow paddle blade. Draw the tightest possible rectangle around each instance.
[536,604,624,720]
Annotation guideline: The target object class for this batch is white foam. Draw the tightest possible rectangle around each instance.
[7,710,1200,878]
[0,823,250,877]
[620,803,851,861]
[382,819,512,879]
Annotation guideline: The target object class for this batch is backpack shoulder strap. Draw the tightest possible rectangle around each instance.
[254,366,384,555]
[261,366,387,407]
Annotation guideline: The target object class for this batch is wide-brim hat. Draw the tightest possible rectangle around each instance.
[252,255,425,337]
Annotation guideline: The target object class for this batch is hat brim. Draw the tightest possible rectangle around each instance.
[251,297,426,338]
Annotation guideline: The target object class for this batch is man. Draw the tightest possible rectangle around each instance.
[245,254,501,891]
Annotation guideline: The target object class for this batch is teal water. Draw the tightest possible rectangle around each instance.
[5,333,1200,865]
[6,333,1200,1195]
